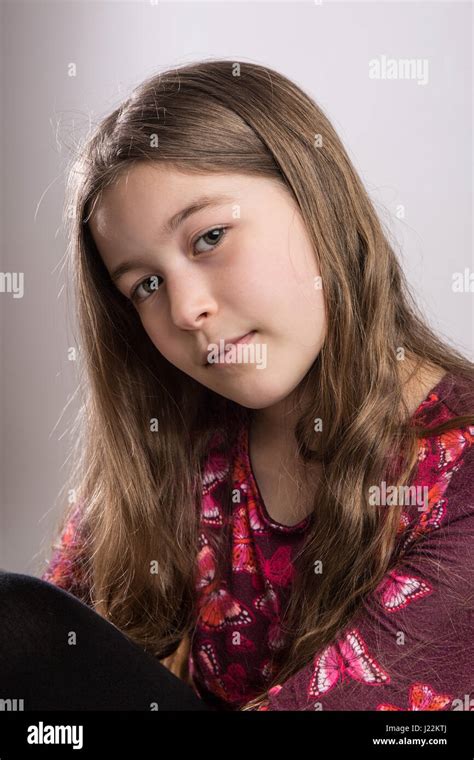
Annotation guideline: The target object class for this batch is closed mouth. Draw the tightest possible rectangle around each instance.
[204,330,257,366]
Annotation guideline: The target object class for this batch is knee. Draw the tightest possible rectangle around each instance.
[0,570,79,638]
[0,571,82,667]
[0,570,56,607]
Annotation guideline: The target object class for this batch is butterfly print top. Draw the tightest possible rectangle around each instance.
[41,371,474,711]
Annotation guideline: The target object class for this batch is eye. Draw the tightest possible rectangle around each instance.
[131,275,162,303]
[130,226,228,304]
[193,225,227,254]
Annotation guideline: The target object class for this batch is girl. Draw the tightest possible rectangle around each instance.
[4,59,474,712]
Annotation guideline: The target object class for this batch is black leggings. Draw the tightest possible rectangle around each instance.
[0,571,215,711]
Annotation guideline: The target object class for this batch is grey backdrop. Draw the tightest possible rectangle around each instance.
[0,0,472,575]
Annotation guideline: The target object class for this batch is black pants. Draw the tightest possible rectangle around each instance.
[0,570,215,711]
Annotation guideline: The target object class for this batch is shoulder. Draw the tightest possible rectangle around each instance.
[426,371,474,496]
[431,370,474,417]
[397,426,474,556]
[416,370,474,493]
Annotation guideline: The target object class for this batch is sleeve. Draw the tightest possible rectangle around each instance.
[259,436,474,711]
[41,500,93,607]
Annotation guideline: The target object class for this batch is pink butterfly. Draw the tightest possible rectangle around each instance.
[254,580,279,619]
[232,431,270,533]
[399,425,474,549]
[232,506,258,574]
[308,629,390,699]
[435,427,474,469]
[230,477,268,533]
[201,450,229,527]
[196,641,249,703]
[246,490,269,532]
[396,510,411,535]
[253,581,287,651]
[254,544,295,587]
[377,571,433,613]
[377,682,453,711]
[195,543,254,630]
[401,499,447,551]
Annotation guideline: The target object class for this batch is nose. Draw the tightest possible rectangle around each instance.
[167,272,218,330]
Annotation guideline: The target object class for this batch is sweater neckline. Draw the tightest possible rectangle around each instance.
[239,370,457,533]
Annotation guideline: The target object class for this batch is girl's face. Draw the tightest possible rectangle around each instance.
[89,163,326,411]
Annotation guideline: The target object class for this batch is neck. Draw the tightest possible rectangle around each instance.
[250,358,446,447]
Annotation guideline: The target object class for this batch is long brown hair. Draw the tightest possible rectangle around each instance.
[43,60,474,710]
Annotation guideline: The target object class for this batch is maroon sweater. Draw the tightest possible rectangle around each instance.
[42,371,474,711]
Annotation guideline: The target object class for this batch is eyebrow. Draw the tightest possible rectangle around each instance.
[109,193,235,284]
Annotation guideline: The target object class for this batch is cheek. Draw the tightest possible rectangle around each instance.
[260,248,326,346]
[252,248,323,320]
[139,315,179,364]
[296,287,327,351]
[280,242,324,319]
[236,246,286,307]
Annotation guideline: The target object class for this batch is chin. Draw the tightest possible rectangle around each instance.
[208,374,295,410]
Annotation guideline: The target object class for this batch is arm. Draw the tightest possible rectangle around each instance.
[260,439,474,711]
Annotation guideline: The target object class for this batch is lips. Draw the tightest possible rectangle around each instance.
[226,331,256,346]
[203,330,256,365]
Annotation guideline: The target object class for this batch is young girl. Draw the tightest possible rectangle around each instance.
[3,59,474,712]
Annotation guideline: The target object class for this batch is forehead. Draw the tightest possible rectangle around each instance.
[87,163,288,261]
[90,164,248,234]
